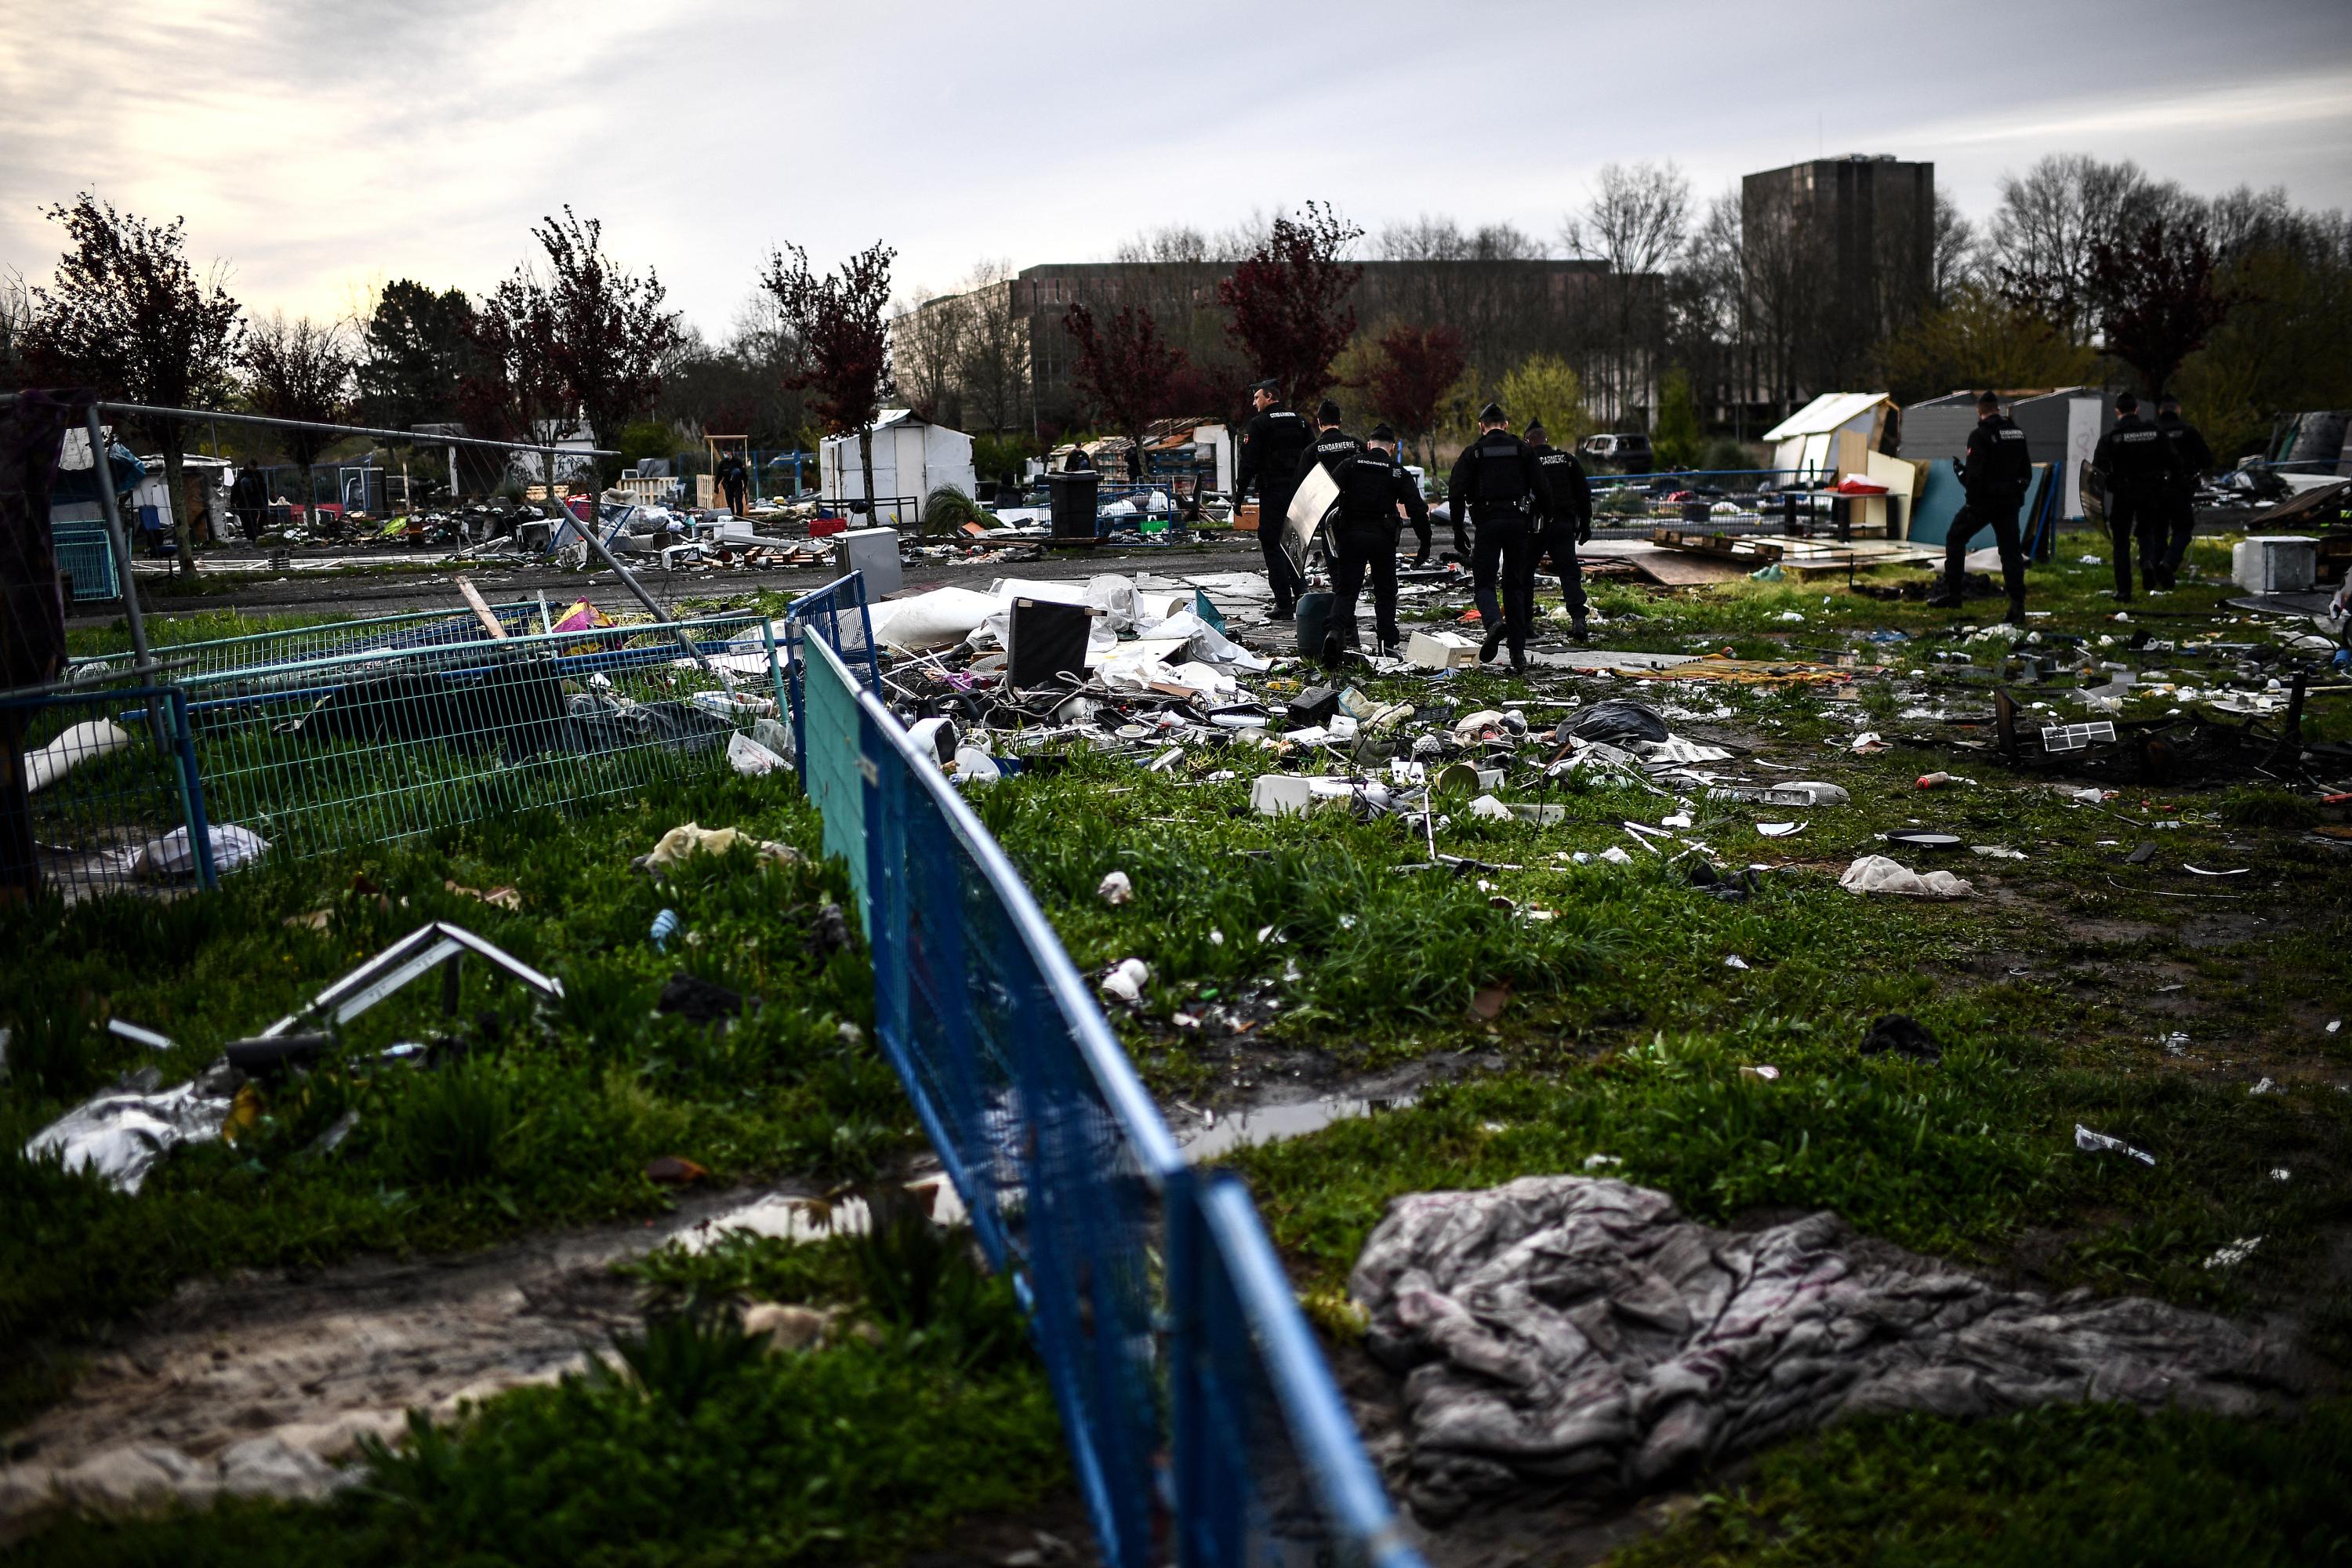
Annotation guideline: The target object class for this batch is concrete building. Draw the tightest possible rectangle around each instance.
[907,256,1657,434]
[1741,155,1936,399]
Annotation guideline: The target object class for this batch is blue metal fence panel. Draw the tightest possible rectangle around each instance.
[793,579,1425,1568]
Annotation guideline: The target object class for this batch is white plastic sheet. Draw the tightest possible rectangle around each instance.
[1838,854,1973,898]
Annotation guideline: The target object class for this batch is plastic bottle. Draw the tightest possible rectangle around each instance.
[1916,771,1952,789]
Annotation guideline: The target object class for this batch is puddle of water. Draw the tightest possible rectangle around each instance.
[1174,1093,1417,1164]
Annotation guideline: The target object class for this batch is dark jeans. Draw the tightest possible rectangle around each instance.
[1257,488,1302,610]
[1325,520,1399,653]
[1941,489,2027,605]
[2158,488,2198,579]
[1541,519,1587,616]
[2107,488,2165,594]
[1470,512,1537,652]
[722,481,746,518]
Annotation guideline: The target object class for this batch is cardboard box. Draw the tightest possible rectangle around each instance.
[1234,503,1260,533]
[1406,630,1479,670]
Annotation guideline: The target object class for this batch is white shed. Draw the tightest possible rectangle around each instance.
[1762,392,1896,480]
[818,409,978,528]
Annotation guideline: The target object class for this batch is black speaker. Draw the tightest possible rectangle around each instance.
[1007,598,1091,689]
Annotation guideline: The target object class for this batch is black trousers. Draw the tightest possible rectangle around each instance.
[722,481,746,518]
[1325,520,1399,654]
[2157,489,2198,578]
[1540,519,1587,616]
[1470,512,1537,652]
[1941,490,2027,604]
[1257,487,1302,610]
[2107,488,2165,594]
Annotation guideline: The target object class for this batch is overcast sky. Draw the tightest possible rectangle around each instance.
[5,0,2349,340]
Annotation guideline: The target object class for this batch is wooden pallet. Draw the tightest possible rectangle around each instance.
[1649,529,1940,575]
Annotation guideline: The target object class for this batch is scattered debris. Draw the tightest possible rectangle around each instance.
[2074,1124,2157,1166]
[1097,869,1134,905]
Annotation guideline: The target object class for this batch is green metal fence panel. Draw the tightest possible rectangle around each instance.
[803,630,872,930]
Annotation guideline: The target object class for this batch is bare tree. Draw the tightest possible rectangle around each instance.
[0,270,31,393]
[1932,191,1986,306]
[956,260,1031,434]
[890,288,968,425]
[762,240,895,521]
[242,314,352,522]
[1991,154,2174,343]
[23,194,243,572]
[1565,162,1690,427]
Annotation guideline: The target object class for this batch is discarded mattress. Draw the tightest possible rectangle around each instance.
[1351,1176,2299,1521]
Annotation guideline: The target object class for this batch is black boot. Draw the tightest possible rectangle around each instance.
[2004,598,2027,627]
[1508,645,1528,673]
[1569,614,1589,642]
[1479,622,1506,663]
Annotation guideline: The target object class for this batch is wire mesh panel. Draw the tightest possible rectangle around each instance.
[67,601,548,682]
[783,572,880,776]
[170,612,786,862]
[2,687,215,903]
[1171,1174,1421,1568]
[813,632,1172,1568]
[801,626,1425,1568]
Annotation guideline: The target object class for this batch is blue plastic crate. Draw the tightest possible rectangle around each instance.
[53,528,119,601]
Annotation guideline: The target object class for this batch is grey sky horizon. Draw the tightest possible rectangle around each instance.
[5,0,2349,343]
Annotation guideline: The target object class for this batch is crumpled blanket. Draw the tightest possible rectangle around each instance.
[1350,1177,2299,1522]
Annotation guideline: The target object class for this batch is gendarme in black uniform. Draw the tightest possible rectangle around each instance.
[1525,420,1594,640]
[1932,394,2033,624]
[1320,422,1430,665]
[2154,397,2213,589]
[1235,379,1315,616]
[1446,404,1552,671]
[2092,394,2179,601]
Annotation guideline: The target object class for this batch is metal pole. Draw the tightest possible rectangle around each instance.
[574,488,742,698]
[84,408,154,682]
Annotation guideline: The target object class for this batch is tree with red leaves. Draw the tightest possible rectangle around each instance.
[2090,214,2230,397]
[762,241,895,525]
[532,208,681,483]
[459,209,678,491]
[1359,322,1466,468]
[24,194,242,572]
[1218,202,1363,408]
[1063,302,1189,476]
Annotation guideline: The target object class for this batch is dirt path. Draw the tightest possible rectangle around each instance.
[0,1183,801,1534]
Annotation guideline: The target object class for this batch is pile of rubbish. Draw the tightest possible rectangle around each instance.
[795,572,1798,833]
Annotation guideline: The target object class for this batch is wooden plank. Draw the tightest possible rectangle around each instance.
[452,575,508,639]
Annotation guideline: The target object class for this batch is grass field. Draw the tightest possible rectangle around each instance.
[10,532,2348,1564]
